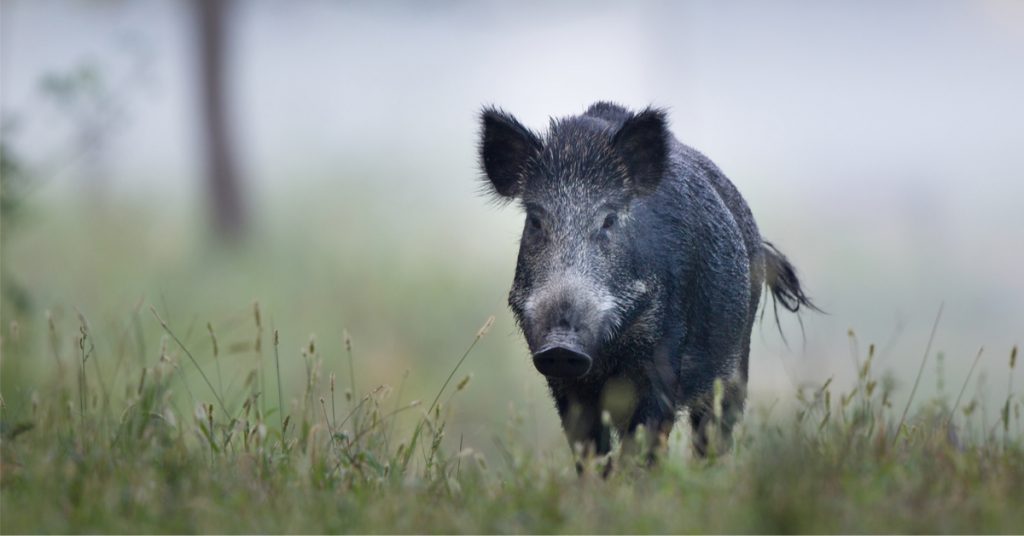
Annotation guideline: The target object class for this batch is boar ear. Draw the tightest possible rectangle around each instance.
[612,108,670,195]
[479,107,542,199]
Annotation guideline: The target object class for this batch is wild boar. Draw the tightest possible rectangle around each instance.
[478,102,815,463]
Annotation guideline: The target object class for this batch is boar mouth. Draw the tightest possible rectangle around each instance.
[531,331,593,378]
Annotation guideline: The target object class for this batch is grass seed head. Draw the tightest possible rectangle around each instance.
[207,322,219,357]
[477,315,495,338]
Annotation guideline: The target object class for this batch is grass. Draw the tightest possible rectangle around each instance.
[1,298,1021,533]
[0,195,1021,533]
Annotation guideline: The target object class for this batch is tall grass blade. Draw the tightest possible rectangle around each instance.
[151,306,228,415]
[894,302,943,444]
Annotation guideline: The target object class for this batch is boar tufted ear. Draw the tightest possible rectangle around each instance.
[612,108,670,195]
[479,107,542,199]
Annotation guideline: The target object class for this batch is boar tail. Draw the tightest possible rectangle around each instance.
[762,241,818,314]
[761,241,821,345]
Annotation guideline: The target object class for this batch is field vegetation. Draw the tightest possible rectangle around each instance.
[2,220,1021,532]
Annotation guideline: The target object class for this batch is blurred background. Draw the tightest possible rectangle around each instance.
[2,0,1022,452]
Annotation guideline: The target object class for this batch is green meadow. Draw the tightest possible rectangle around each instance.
[2,192,1021,533]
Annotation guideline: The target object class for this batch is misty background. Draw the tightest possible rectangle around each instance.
[2,0,1022,450]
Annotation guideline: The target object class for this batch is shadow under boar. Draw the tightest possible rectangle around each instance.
[478,102,816,464]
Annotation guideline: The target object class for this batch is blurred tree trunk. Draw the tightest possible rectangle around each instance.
[195,0,245,241]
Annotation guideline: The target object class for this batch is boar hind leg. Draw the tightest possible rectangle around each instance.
[688,378,746,458]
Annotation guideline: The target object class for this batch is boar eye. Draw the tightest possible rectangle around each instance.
[527,214,543,232]
[602,213,618,230]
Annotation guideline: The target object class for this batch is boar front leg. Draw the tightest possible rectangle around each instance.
[553,389,611,473]
[621,396,676,466]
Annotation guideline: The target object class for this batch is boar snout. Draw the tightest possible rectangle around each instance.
[532,335,593,378]
[523,279,615,378]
